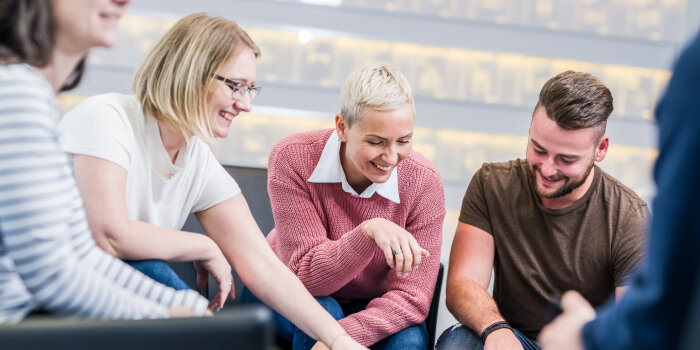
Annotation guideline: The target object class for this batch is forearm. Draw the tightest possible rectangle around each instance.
[338,277,436,346]
[447,277,505,333]
[4,220,172,319]
[241,250,347,347]
[81,239,208,315]
[199,196,350,346]
[98,220,218,262]
[289,224,375,295]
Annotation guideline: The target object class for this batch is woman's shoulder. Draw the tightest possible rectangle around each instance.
[0,64,46,86]
[399,150,441,182]
[69,93,141,119]
[267,129,333,180]
[0,65,57,138]
[61,93,143,131]
[0,64,54,106]
[274,129,333,149]
[270,129,332,161]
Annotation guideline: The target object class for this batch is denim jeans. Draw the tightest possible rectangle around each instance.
[435,323,540,350]
[240,286,428,350]
[125,259,191,291]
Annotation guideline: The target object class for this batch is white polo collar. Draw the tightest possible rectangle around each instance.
[308,132,400,204]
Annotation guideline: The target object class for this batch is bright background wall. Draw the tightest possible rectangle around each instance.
[58,0,700,344]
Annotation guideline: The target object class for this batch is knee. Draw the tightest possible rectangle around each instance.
[435,324,483,350]
[129,259,172,275]
[314,296,344,320]
[238,285,261,305]
[391,324,428,348]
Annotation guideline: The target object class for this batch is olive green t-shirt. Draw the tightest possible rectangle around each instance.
[459,159,648,339]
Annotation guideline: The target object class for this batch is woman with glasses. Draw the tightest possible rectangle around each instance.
[58,13,365,350]
[0,0,208,323]
[241,64,445,349]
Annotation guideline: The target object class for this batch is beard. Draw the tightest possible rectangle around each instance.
[528,161,594,199]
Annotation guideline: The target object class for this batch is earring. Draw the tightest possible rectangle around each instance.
[337,134,343,143]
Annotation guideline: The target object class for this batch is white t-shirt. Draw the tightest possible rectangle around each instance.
[58,93,240,231]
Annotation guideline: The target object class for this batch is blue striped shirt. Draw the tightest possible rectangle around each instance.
[0,64,208,323]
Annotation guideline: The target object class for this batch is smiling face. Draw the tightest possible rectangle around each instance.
[207,47,257,139]
[336,103,414,193]
[51,0,130,53]
[526,106,609,207]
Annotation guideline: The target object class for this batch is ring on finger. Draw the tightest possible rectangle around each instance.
[393,248,403,255]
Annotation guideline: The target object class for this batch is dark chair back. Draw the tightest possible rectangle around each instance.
[176,165,273,300]
[1,306,274,350]
[426,263,445,349]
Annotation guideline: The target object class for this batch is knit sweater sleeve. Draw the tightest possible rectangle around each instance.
[337,163,445,346]
[267,144,377,295]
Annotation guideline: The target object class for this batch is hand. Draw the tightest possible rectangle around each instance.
[310,335,368,350]
[310,341,328,350]
[167,306,194,318]
[538,291,596,350]
[363,218,429,277]
[484,328,524,350]
[194,247,235,311]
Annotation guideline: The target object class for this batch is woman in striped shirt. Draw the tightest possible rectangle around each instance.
[0,0,208,323]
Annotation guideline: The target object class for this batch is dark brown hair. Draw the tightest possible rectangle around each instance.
[0,0,85,92]
[535,70,613,140]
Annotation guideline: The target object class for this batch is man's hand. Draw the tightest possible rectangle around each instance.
[484,328,524,350]
[538,291,596,350]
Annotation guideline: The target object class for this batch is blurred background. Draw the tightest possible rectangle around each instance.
[58,0,700,343]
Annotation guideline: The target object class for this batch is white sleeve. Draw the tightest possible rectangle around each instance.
[191,146,241,213]
[58,94,133,170]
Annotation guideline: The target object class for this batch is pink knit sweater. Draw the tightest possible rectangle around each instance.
[266,129,445,346]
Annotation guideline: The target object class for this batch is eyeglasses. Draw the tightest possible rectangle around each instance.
[214,75,262,101]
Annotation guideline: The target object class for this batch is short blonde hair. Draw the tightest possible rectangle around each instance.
[133,13,260,141]
[340,63,414,127]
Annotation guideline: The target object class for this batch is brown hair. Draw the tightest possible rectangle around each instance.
[0,0,54,67]
[535,70,613,140]
[133,13,260,142]
[0,0,85,92]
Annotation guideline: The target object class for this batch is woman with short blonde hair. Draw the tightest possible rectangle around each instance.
[241,63,445,349]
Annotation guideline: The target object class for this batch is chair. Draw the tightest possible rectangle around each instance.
[176,165,273,301]
[426,263,445,349]
[0,305,274,350]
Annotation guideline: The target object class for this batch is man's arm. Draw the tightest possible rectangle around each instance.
[446,222,523,349]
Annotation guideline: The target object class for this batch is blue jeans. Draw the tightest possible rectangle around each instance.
[435,323,540,350]
[125,259,190,291]
[240,286,428,350]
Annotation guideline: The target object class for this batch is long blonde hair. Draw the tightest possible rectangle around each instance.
[133,13,260,141]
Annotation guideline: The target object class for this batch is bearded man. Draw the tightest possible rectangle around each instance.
[436,71,649,350]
